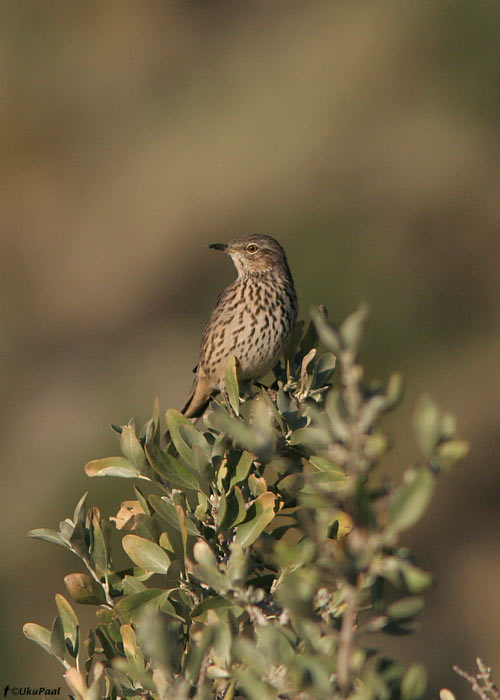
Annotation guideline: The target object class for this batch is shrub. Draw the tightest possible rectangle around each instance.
[24,306,468,700]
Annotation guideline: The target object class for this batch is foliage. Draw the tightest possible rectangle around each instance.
[24,305,468,700]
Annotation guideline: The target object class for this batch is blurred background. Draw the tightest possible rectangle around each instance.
[1,0,499,694]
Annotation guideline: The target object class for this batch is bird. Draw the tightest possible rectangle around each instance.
[180,234,298,419]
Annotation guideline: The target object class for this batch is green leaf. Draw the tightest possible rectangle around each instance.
[133,485,151,516]
[55,594,79,656]
[309,456,344,474]
[387,596,425,621]
[228,451,254,490]
[50,615,66,659]
[149,495,199,536]
[165,408,210,466]
[288,425,330,450]
[144,395,161,445]
[276,385,304,430]
[413,395,441,456]
[401,564,433,593]
[298,318,318,357]
[386,371,404,407]
[105,668,138,697]
[312,351,336,388]
[340,303,369,355]
[120,424,147,471]
[146,443,201,491]
[27,528,70,550]
[217,486,247,532]
[85,456,143,479]
[190,596,241,621]
[23,623,56,658]
[236,492,276,548]
[388,468,434,534]
[325,389,350,442]
[310,305,342,354]
[120,623,146,672]
[192,541,229,592]
[437,440,469,469]
[225,355,240,415]
[211,407,260,455]
[277,473,304,503]
[121,575,148,596]
[122,535,171,574]
[73,492,88,524]
[401,663,427,700]
[226,542,247,588]
[115,589,177,624]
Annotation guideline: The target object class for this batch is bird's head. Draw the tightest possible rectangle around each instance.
[209,234,288,277]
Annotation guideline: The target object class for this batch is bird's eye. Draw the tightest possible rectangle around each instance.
[246,244,258,254]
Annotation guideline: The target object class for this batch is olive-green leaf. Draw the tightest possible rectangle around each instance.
[85,456,142,479]
[401,663,427,700]
[309,456,345,474]
[73,491,88,524]
[388,468,434,533]
[325,389,350,442]
[146,443,200,490]
[122,535,171,574]
[386,371,404,407]
[387,596,425,621]
[217,486,247,532]
[190,596,239,621]
[122,535,170,574]
[23,623,54,657]
[401,564,433,593]
[225,355,240,416]
[277,473,304,503]
[236,492,276,548]
[115,589,178,624]
[55,594,78,654]
[312,351,336,388]
[192,541,230,592]
[413,395,441,456]
[133,485,151,516]
[310,306,342,354]
[437,440,470,469]
[149,495,199,536]
[228,451,254,490]
[50,615,66,659]
[27,528,70,550]
[120,624,146,671]
[288,426,330,450]
[120,424,147,471]
[340,303,369,356]
[165,408,210,466]
[226,542,247,587]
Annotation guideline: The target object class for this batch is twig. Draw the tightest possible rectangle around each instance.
[336,584,357,694]
[454,658,500,700]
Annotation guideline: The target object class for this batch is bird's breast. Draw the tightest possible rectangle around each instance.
[200,274,297,386]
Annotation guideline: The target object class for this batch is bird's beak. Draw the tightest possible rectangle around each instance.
[208,243,227,251]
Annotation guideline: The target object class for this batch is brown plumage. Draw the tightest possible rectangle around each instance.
[181,234,298,418]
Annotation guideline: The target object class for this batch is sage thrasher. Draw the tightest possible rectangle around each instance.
[181,234,298,418]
